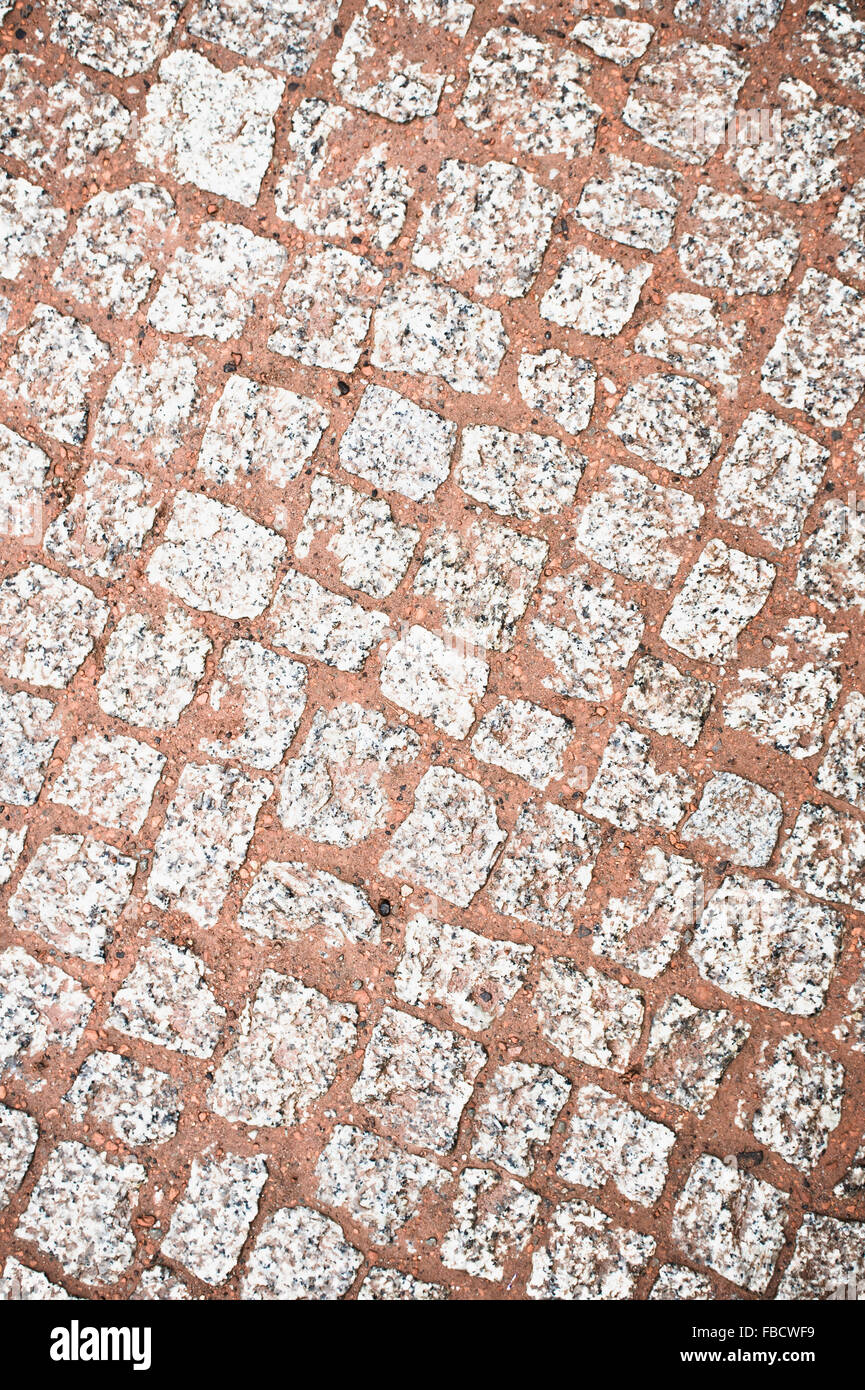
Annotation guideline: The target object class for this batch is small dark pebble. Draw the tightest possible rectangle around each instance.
[738,1150,764,1168]
[378,899,392,917]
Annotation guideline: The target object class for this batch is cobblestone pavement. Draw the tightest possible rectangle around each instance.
[0,0,864,1303]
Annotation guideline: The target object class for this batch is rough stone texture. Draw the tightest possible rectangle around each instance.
[53,183,175,316]
[837,943,865,1053]
[340,383,456,501]
[351,1006,486,1154]
[0,826,26,888]
[574,464,703,590]
[0,689,61,806]
[441,1167,539,1281]
[106,938,225,1058]
[148,221,286,341]
[678,187,798,296]
[49,731,165,834]
[0,172,66,281]
[593,848,702,980]
[576,156,680,254]
[776,1213,865,1300]
[0,423,48,543]
[635,292,745,397]
[278,702,419,847]
[274,98,410,250]
[673,0,782,39]
[557,1085,675,1207]
[269,569,388,672]
[470,698,571,789]
[671,1154,788,1294]
[0,564,107,689]
[572,18,654,65]
[0,1258,76,1300]
[50,0,182,77]
[816,691,865,810]
[315,1125,446,1244]
[723,615,846,759]
[161,1152,267,1285]
[458,425,584,521]
[642,994,751,1116]
[200,640,307,770]
[622,658,714,749]
[379,766,505,907]
[63,1051,181,1147]
[691,874,845,1016]
[681,772,782,869]
[137,50,283,207]
[832,177,865,284]
[0,54,131,179]
[15,1141,145,1283]
[534,958,644,1071]
[0,304,108,445]
[241,1205,361,1300]
[188,0,340,75]
[269,245,383,372]
[199,376,327,490]
[371,274,507,393]
[728,78,861,205]
[295,476,418,598]
[237,861,379,949]
[762,269,865,427]
[457,27,599,159]
[209,972,357,1127]
[540,246,651,338]
[148,491,285,619]
[737,1033,844,1173]
[471,1062,570,1177]
[649,1264,714,1301]
[43,461,158,582]
[661,540,775,665]
[333,0,474,124]
[779,801,865,912]
[394,912,532,1032]
[528,1201,655,1300]
[413,517,546,652]
[146,761,270,927]
[0,1104,38,1209]
[517,350,595,435]
[529,565,644,704]
[796,502,865,614]
[584,722,694,832]
[0,946,91,1069]
[8,833,136,963]
[489,798,601,933]
[412,158,560,299]
[92,343,207,468]
[714,411,828,550]
[97,607,211,732]
[2,0,864,1306]
[379,624,488,738]
[623,40,748,165]
[608,374,721,478]
[358,1267,448,1300]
